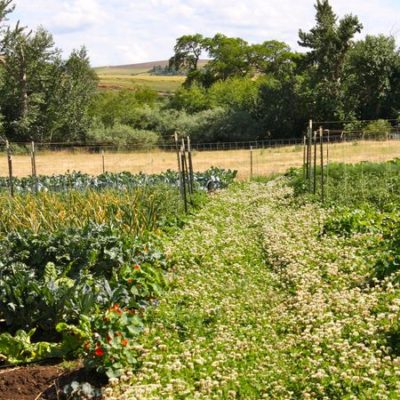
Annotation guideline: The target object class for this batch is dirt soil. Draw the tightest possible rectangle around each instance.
[0,365,106,400]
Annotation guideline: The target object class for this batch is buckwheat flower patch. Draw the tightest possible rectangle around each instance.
[106,179,400,399]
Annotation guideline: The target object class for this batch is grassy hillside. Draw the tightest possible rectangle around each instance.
[94,60,208,93]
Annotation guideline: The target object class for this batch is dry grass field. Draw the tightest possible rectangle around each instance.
[96,74,185,93]
[94,61,186,93]
[2,140,400,180]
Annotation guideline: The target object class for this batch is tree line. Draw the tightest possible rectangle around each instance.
[168,1,400,139]
[1,0,399,145]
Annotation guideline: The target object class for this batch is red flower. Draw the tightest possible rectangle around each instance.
[95,347,104,357]
[121,338,129,347]
[127,278,134,284]
[110,304,122,314]
[133,264,141,271]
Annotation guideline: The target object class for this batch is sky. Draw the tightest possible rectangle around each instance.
[8,0,400,67]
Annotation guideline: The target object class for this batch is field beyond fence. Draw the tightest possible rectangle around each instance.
[2,139,400,179]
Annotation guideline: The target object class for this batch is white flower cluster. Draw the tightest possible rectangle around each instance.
[104,180,400,399]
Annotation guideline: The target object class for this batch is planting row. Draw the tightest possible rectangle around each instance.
[0,167,237,193]
[0,168,236,384]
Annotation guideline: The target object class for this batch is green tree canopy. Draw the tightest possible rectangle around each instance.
[298,0,363,120]
[343,35,400,120]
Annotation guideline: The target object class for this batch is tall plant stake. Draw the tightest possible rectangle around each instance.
[187,136,194,194]
[6,140,14,197]
[31,141,38,193]
[313,130,317,194]
[174,132,183,199]
[320,127,324,203]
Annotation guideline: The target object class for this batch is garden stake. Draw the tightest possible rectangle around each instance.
[250,145,254,180]
[174,132,184,200]
[313,130,317,195]
[102,150,105,174]
[180,147,188,213]
[6,140,14,197]
[187,136,194,194]
[303,135,307,181]
[320,126,324,203]
[307,120,313,192]
[182,138,191,201]
[31,141,38,193]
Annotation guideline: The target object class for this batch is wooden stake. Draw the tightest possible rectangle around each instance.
[326,129,330,200]
[182,138,191,197]
[174,132,183,199]
[31,141,38,193]
[250,146,254,180]
[101,150,105,174]
[320,127,324,203]
[307,120,313,191]
[187,136,194,194]
[303,135,307,181]
[180,147,188,213]
[6,140,14,197]
[313,130,317,194]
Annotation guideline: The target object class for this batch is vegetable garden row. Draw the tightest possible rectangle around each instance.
[0,168,236,399]
[2,159,400,399]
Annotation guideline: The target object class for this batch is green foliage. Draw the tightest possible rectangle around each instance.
[289,158,400,282]
[170,84,209,113]
[343,35,400,121]
[0,168,236,194]
[169,34,204,74]
[298,0,363,120]
[288,159,400,210]
[0,329,59,364]
[88,89,157,129]
[87,124,160,148]
[0,26,97,142]
[60,307,143,378]
[0,169,236,376]
[363,119,392,139]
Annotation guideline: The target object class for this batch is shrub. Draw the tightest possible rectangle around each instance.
[87,124,160,149]
[363,119,392,139]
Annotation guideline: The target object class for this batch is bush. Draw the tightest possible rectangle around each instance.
[363,119,392,139]
[88,124,160,149]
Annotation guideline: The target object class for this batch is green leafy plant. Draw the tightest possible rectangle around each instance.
[0,329,59,364]
[59,306,143,378]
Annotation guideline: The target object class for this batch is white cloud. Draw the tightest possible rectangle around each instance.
[8,0,400,66]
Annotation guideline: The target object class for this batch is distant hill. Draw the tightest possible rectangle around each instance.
[94,59,209,76]
[103,60,171,70]
[94,59,209,93]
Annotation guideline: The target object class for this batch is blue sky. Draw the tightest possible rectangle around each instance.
[8,0,400,67]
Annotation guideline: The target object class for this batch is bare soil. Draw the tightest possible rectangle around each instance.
[0,365,106,400]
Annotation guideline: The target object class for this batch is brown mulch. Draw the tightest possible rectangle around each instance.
[0,365,106,400]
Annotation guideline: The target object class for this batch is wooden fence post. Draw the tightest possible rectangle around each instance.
[187,136,194,194]
[303,135,307,181]
[250,145,253,180]
[31,141,38,193]
[313,130,317,195]
[180,141,188,213]
[6,140,14,197]
[307,120,313,192]
[101,149,105,174]
[320,127,324,203]
[174,132,184,200]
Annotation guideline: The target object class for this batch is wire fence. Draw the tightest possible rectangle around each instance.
[302,123,400,205]
[2,133,400,181]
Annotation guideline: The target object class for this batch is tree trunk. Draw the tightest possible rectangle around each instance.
[19,46,28,120]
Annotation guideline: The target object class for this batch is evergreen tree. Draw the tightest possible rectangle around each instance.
[298,0,362,120]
